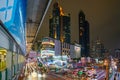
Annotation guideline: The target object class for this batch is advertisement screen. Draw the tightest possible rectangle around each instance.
[0,0,26,54]
[41,50,55,58]
[74,45,81,58]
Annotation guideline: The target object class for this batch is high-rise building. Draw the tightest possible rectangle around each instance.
[49,2,71,43]
[90,38,106,58]
[79,11,90,57]
[114,49,120,59]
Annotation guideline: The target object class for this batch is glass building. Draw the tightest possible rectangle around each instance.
[49,2,71,43]
[79,11,90,57]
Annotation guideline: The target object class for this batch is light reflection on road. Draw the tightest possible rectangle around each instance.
[26,73,65,80]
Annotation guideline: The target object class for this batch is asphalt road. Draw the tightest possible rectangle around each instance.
[25,73,65,80]
[42,73,65,80]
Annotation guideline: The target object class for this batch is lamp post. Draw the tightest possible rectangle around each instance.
[104,59,109,80]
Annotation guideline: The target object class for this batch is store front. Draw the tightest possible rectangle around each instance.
[0,21,25,80]
[0,48,7,80]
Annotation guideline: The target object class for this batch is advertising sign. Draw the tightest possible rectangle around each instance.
[41,50,55,57]
[42,37,55,45]
[29,51,37,58]
[74,45,81,58]
[0,0,26,54]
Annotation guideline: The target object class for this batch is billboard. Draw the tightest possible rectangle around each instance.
[42,37,55,45]
[74,45,81,58]
[41,50,55,58]
[0,0,26,54]
[28,51,37,58]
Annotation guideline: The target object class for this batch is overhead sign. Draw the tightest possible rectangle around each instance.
[74,45,81,58]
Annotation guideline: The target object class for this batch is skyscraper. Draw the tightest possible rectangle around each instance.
[49,2,71,43]
[91,38,106,58]
[79,11,90,57]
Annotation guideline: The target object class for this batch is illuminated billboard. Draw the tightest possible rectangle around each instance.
[28,51,37,58]
[41,37,55,45]
[74,45,81,58]
[41,50,55,58]
[0,0,26,54]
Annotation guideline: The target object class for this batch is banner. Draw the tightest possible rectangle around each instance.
[0,0,26,54]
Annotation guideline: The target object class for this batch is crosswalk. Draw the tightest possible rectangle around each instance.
[95,70,120,80]
[96,70,106,80]
[87,69,106,80]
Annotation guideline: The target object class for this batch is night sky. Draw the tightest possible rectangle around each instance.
[39,0,120,50]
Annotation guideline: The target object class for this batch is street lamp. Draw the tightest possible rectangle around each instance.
[104,59,109,80]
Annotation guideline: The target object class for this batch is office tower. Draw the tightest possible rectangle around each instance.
[49,2,71,43]
[79,11,90,57]
[91,38,105,58]
[114,49,120,59]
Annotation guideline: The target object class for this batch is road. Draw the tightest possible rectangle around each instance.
[42,73,65,80]
[25,72,65,80]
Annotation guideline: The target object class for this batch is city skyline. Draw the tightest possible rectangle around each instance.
[38,0,120,51]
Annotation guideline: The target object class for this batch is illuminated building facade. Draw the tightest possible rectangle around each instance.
[49,2,71,43]
[61,42,70,56]
[79,11,90,57]
[40,37,70,61]
[40,37,55,58]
